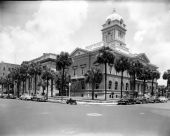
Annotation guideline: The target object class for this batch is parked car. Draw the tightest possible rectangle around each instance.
[2,94,8,99]
[31,94,47,102]
[117,98,129,105]
[6,94,16,99]
[158,96,168,103]
[134,98,143,104]
[147,97,155,103]
[127,98,136,104]
[66,98,77,105]
[154,97,161,103]
[137,97,148,104]
[36,95,47,102]
[20,94,32,100]
[0,93,4,98]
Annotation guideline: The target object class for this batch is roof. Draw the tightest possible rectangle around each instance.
[29,53,57,63]
[0,61,20,66]
[106,10,123,22]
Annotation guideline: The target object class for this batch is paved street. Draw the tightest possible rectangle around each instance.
[0,99,170,136]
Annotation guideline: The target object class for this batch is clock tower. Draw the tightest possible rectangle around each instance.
[101,9,126,48]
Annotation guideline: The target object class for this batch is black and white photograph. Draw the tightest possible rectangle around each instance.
[0,0,170,136]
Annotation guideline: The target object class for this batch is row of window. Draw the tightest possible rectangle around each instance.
[0,67,15,71]
[73,67,85,76]
[108,81,129,90]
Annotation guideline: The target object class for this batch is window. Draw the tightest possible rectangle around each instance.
[81,81,85,90]
[95,83,99,89]
[126,83,129,90]
[81,68,84,75]
[109,81,112,89]
[115,81,118,90]
[3,67,5,71]
[120,19,123,25]
[108,20,111,25]
[8,68,10,71]
[73,69,76,76]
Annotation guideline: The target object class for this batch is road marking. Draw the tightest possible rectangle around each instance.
[87,113,102,116]
[139,112,145,115]
[40,112,49,115]
[104,104,116,106]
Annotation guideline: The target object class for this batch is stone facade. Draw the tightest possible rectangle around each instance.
[69,10,158,99]
[0,62,20,93]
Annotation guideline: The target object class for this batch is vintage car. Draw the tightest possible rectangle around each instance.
[117,98,129,105]
[66,98,77,105]
[158,96,168,103]
[31,94,47,102]
[20,94,33,100]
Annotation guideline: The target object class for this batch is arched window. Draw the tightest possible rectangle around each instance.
[126,83,129,90]
[108,81,112,89]
[115,81,118,90]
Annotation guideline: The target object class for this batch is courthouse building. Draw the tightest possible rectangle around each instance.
[69,10,158,98]
[3,10,158,98]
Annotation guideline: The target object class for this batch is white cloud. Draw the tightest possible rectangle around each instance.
[0,1,88,64]
[124,2,170,85]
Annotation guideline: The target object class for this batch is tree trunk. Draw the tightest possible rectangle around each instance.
[120,71,123,98]
[28,78,30,95]
[25,80,27,93]
[1,84,3,95]
[7,85,9,96]
[2,84,3,95]
[143,79,146,96]
[92,83,95,100]
[61,68,65,97]
[151,78,154,96]
[23,81,24,94]
[105,63,107,100]
[133,74,136,91]
[46,79,48,100]
[12,81,14,94]
[34,75,37,94]
[17,82,20,97]
[51,79,53,97]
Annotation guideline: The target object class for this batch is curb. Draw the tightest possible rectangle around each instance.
[48,99,118,105]
[77,102,117,105]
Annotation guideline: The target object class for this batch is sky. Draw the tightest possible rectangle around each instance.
[0,1,170,85]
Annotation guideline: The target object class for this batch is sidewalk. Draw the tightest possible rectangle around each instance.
[48,97,118,105]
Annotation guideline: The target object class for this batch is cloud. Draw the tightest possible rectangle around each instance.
[123,2,170,85]
[0,1,88,64]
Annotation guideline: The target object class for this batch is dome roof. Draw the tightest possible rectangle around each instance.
[106,10,123,22]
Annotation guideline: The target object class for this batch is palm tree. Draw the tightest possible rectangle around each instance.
[84,67,103,100]
[128,60,143,97]
[28,62,42,94]
[95,46,115,100]
[20,61,29,94]
[41,66,53,100]
[137,65,151,96]
[50,70,56,97]
[56,52,72,96]
[163,70,170,89]
[114,56,130,98]
[150,70,160,96]
[11,67,22,97]
[4,75,13,96]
